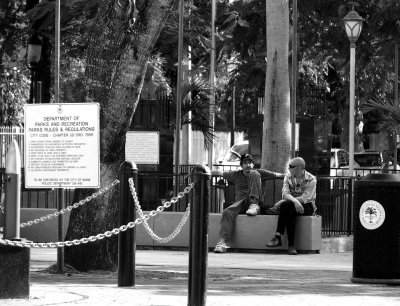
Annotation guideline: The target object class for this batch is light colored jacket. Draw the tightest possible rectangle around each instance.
[282,170,317,212]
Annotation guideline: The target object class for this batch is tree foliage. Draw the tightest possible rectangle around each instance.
[2,0,400,270]
[15,0,179,271]
[0,67,29,125]
[0,3,30,125]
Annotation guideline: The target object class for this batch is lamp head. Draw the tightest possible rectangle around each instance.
[342,9,364,44]
[26,34,43,69]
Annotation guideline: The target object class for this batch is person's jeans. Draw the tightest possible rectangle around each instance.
[248,170,263,201]
[276,200,314,246]
[219,170,263,242]
[219,197,248,242]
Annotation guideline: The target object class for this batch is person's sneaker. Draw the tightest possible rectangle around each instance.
[214,241,229,253]
[288,245,297,255]
[266,237,282,247]
[246,204,260,216]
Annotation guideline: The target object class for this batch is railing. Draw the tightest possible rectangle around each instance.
[179,164,241,174]
[0,168,75,209]
[1,167,357,237]
[132,172,353,237]
[315,176,353,236]
[209,175,354,237]
[0,126,24,168]
[237,82,333,120]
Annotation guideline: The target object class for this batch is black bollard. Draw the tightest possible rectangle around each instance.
[4,140,21,240]
[188,164,210,306]
[118,161,137,287]
[57,188,65,274]
[0,245,30,298]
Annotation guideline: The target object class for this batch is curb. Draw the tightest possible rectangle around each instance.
[321,235,353,253]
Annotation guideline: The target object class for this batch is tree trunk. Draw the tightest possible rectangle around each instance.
[261,0,290,173]
[65,0,177,271]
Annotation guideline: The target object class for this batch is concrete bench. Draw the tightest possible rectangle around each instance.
[6,209,321,251]
[136,212,322,252]
[0,208,70,243]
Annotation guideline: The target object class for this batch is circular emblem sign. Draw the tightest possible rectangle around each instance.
[359,200,385,230]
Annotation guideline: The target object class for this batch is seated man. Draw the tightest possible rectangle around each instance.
[213,154,284,253]
[266,157,317,255]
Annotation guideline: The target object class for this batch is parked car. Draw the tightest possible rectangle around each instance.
[354,151,382,175]
[354,150,399,174]
[330,148,360,176]
[331,149,398,177]
[354,151,382,167]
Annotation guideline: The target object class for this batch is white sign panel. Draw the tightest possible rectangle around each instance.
[125,131,159,164]
[24,103,100,188]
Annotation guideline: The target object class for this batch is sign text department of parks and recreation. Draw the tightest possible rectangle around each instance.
[24,103,100,188]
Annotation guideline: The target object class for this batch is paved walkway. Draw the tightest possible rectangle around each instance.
[1,249,400,305]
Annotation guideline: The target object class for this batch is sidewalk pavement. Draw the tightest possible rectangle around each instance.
[2,248,400,306]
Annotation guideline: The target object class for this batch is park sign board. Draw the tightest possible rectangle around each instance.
[125,131,160,165]
[24,103,100,188]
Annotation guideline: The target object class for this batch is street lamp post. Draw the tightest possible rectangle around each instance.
[343,7,364,176]
[26,34,42,104]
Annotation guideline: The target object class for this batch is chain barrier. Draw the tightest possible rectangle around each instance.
[129,178,193,243]
[21,179,120,228]
[0,178,195,248]
[0,180,120,233]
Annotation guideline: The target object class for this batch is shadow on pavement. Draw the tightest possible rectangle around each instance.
[29,268,400,300]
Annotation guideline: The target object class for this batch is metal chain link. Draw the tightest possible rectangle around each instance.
[0,218,141,248]
[129,178,193,243]
[0,180,120,233]
[0,179,195,248]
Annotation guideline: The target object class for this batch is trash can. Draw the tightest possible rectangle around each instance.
[352,173,400,284]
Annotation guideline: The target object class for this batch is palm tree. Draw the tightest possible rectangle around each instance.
[261,0,291,172]
[176,73,214,150]
[362,96,400,172]
[365,207,377,223]
[145,57,215,149]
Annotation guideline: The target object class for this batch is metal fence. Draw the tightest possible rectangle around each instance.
[0,126,24,168]
[1,166,356,237]
[0,127,391,238]
[0,168,75,209]
[315,176,353,236]
[0,159,371,239]
[132,171,354,237]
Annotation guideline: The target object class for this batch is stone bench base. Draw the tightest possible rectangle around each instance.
[5,209,321,251]
[0,208,70,243]
[136,212,322,251]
